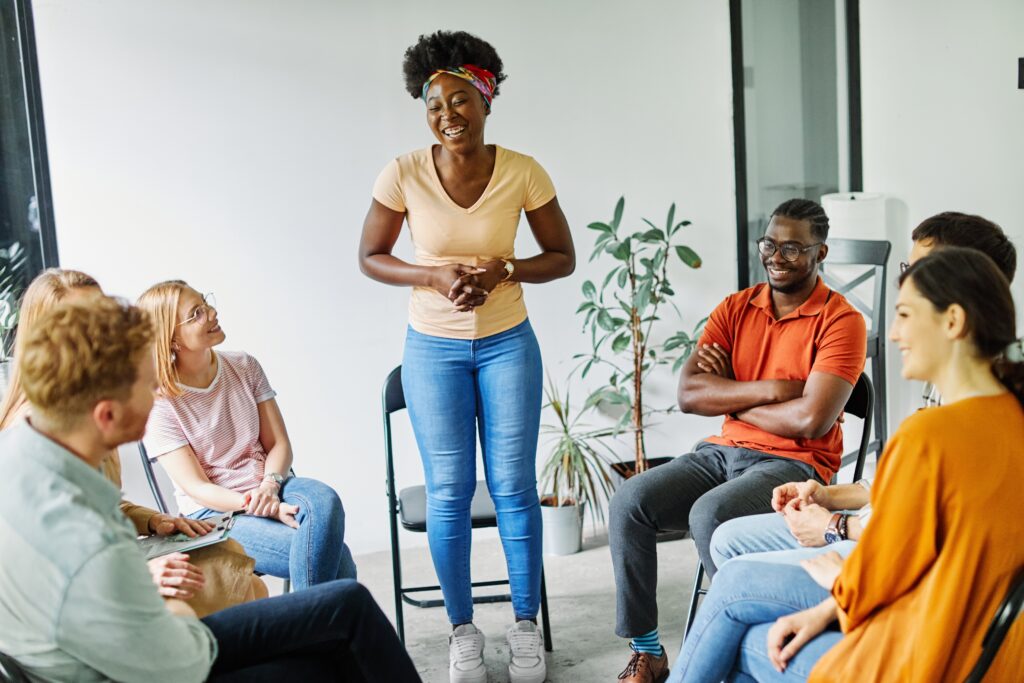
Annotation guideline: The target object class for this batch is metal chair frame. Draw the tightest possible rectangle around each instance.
[382,365,553,651]
[964,569,1024,683]
[683,372,874,639]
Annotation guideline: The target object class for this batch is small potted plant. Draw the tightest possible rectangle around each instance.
[538,376,618,555]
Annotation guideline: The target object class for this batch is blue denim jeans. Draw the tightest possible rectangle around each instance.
[402,319,543,625]
[711,512,859,568]
[191,477,357,590]
[667,559,844,683]
[203,579,421,682]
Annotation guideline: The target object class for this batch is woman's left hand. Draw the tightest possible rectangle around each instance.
[471,260,509,293]
[245,481,281,518]
[766,601,835,673]
[801,550,845,590]
[148,513,214,538]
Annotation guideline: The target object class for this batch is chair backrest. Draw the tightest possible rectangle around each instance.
[381,366,405,501]
[383,366,405,415]
[819,238,892,344]
[838,372,874,483]
[964,569,1024,683]
[138,442,170,514]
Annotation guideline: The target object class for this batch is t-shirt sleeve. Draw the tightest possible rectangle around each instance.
[143,398,189,459]
[696,296,735,351]
[524,157,556,211]
[244,354,277,403]
[372,159,406,213]
[810,308,867,386]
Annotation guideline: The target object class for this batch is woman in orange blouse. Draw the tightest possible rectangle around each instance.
[669,246,1024,682]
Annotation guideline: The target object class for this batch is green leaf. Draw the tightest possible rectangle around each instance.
[611,332,631,353]
[675,245,702,268]
[665,203,676,234]
[617,268,629,288]
[638,229,663,243]
[588,221,612,233]
[601,267,620,292]
[582,280,596,300]
[597,309,615,331]
[611,197,625,230]
[634,281,652,312]
[582,358,594,378]
[612,239,631,261]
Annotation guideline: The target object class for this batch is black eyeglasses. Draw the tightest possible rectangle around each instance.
[756,238,823,263]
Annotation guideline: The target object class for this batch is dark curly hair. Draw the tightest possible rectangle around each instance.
[402,30,507,100]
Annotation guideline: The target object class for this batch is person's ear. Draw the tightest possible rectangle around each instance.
[91,399,119,435]
[944,303,968,340]
[817,243,829,264]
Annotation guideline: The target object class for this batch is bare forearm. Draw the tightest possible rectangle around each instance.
[822,483,870,511]
[358,254,436,288]
[509,250,575,284]
[678,374,791,416]
[846,515,863,541]
[263,444,293,479]
[737,398,836,440]
[185,482,247,512]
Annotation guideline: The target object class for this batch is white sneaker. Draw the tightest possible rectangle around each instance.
[449,623,487,683]
[506,620,546,683]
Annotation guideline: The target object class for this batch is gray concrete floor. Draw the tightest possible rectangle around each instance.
[344,530,700,683]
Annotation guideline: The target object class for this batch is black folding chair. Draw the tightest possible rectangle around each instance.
[382,365,553,651]
[683,372,874,639]
[0,651,29,683]
[820,238,891,457]
[137,442,291,594]
[964,569,1024,683]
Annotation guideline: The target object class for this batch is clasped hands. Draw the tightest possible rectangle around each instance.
[432,261,507,312]
[243,480,300,529]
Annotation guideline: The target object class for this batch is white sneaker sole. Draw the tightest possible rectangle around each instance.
[509,662,546,683]
[450,663,487,683]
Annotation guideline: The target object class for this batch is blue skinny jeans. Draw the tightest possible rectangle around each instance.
[191,476,357,590]
[668,558,844,683]
[402,319,543,625]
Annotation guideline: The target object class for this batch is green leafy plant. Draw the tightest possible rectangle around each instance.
[575,198,706,475]
[0,242,27,362]
[538,376,618,526]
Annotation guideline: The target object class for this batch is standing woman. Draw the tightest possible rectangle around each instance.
[359,30,574,683]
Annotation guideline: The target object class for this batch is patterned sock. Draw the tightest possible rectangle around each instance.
[631,629,663,656]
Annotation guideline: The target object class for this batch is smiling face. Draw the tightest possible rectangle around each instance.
[424,73,488,151]
[889,277,952,382]
[761,215,825,295]
[173,287,225,353]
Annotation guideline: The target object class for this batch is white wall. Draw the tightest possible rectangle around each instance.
[32,0,737,553]
[860,0,1024,430]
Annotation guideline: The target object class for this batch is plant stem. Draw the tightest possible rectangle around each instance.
[628,253,647,474]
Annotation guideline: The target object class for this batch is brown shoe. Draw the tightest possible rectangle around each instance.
[617,645,669,683]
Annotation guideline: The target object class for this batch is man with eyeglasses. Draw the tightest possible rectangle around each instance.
[609,198,867,683]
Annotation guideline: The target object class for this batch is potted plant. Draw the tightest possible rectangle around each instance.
[575,198,705,477]
[0,242,27,392]
[538,376,618,555]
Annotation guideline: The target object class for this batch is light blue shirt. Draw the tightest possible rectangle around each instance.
[0,421,216,682]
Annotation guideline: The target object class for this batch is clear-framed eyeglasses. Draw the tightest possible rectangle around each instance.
[756,237,823,262]
[176,293,217,327]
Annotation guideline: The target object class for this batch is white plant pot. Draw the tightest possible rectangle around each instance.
[540,501,583,556]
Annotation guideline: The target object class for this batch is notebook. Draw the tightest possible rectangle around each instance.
[137,510,238,560]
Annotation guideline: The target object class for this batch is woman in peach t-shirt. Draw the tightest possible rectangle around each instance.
[358,30,574,683]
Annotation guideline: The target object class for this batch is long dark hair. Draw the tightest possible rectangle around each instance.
[900,246,1024,406]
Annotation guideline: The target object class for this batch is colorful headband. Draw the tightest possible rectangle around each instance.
[421,64,496,110]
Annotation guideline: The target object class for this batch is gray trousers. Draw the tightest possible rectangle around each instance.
[608,441,820,638]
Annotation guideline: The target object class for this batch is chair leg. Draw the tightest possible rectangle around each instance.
[389,518,405,644]
[282,579,291,595]
[683,563,706,640]
[540,567,553,652]
[873,354,887,451]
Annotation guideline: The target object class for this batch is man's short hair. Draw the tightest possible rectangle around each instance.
[20,297,154,425]
[912,211,1016,283]
[771,198,830,242]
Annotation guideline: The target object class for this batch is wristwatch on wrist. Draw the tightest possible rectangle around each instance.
[501,259,515,281]
[263,472,286,487]
[824,513,848,544]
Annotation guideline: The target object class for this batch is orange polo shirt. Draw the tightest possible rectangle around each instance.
[700,277,866,482]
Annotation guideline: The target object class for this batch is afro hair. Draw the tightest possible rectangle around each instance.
[402,30,507,100]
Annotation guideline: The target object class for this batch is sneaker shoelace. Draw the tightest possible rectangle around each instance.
[451,632,483,664]
[508,628,541,660]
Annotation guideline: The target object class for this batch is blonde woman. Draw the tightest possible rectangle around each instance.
[0,269,265,615]
[138,280,355,590]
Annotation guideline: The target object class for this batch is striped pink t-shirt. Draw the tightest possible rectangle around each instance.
[144,350,277,515]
